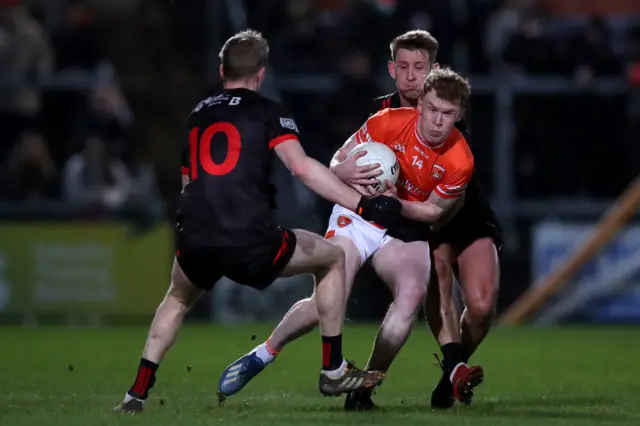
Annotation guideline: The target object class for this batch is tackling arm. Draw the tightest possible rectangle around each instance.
[274,139,361,211]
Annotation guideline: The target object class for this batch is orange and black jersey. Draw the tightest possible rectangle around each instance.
[371,92,490,213]
[370,92,501,249]
[178,88,299,248]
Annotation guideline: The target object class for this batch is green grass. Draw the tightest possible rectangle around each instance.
[1,324,639,425]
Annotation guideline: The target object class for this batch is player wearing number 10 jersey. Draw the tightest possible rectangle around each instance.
[114,29,401,413]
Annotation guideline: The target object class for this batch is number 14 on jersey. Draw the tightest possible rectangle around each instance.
[412,156,423,169]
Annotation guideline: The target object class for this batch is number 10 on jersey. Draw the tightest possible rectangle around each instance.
[188,122,241,179]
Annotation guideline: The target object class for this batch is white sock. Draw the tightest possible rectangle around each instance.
[321,359,347,379]
[124,392,146,405]
[449,362,468,383]
[253,342,276,364]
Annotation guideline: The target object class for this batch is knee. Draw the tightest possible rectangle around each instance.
[465,284,497,321]
[322,242,346,274]
[395,280,427,319]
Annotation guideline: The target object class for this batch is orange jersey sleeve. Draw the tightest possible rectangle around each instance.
[355,109,392,145]
[355,108,418,146]
[433,132,474,199]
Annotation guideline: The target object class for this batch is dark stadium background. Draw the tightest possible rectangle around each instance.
[1,0,638,324]
[2,2,640,425]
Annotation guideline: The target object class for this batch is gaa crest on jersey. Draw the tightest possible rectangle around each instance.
[337,215,352,228]
[431,164,445,181]
[279,117,299,133]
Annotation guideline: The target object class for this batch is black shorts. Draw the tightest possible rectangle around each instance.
[430,201,502,255]
[176,228,297,291]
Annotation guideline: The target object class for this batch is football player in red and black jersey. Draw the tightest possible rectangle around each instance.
[114,29,402,413]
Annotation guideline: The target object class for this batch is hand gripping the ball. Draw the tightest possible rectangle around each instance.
[356,195,402,229]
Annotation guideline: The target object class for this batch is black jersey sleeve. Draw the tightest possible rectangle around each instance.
[370,92,400,117]
[370,95,389,116]
[265,103,301,150]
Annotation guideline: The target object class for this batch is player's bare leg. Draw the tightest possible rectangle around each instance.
[218,231,383,398]
[426,245,461,353]
[456,238,499,361]
[428,243,485,409]
[267,235,362,351]
[115,259,204,413]
[345,239,430,411]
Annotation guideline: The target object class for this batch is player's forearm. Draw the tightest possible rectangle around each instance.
[295,157,360,211]
[430,196,464,231]
[399,199,446,223]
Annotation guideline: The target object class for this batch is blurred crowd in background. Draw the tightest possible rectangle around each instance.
[3,0,639,207]
[1,0,639,314]
[0,0,161,226]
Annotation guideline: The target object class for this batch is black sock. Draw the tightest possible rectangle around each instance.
[128,358,159,399]
[461,348,472,364]
[321,334,343,371]
[441,342,463,375]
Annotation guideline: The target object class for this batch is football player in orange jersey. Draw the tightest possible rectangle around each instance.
[216,67,484,405]
[339,30,502,411]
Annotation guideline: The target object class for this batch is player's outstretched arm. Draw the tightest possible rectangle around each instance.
[274,138,362,211]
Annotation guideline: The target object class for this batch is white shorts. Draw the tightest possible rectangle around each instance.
[325,205,394,263]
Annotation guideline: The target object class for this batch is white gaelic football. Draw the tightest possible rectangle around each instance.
[347,142,400,191]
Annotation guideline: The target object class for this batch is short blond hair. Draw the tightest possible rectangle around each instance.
[422,67,471,108]
[219,29,269,80]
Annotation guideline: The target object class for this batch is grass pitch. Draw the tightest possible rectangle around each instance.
[1,324,639,426]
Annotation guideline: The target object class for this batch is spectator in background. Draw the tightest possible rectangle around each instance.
[323,48,376,150]
[80,67,133,147]
[570,17,622,85]
[485,0,538,71]
[50,0,100,71]
[0,0,53,160]
[123,149,164,224]
[62,136,132,212]
[502,13,556,74]
[1,131,56,202]
[272,1,323,72]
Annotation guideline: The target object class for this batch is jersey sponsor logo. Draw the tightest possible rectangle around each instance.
[391,142,406,153]
[279,117,299,133]
[414,144,430,159]
[192,94,229,113]
[337,215,352,228]
[397,178,429,198]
